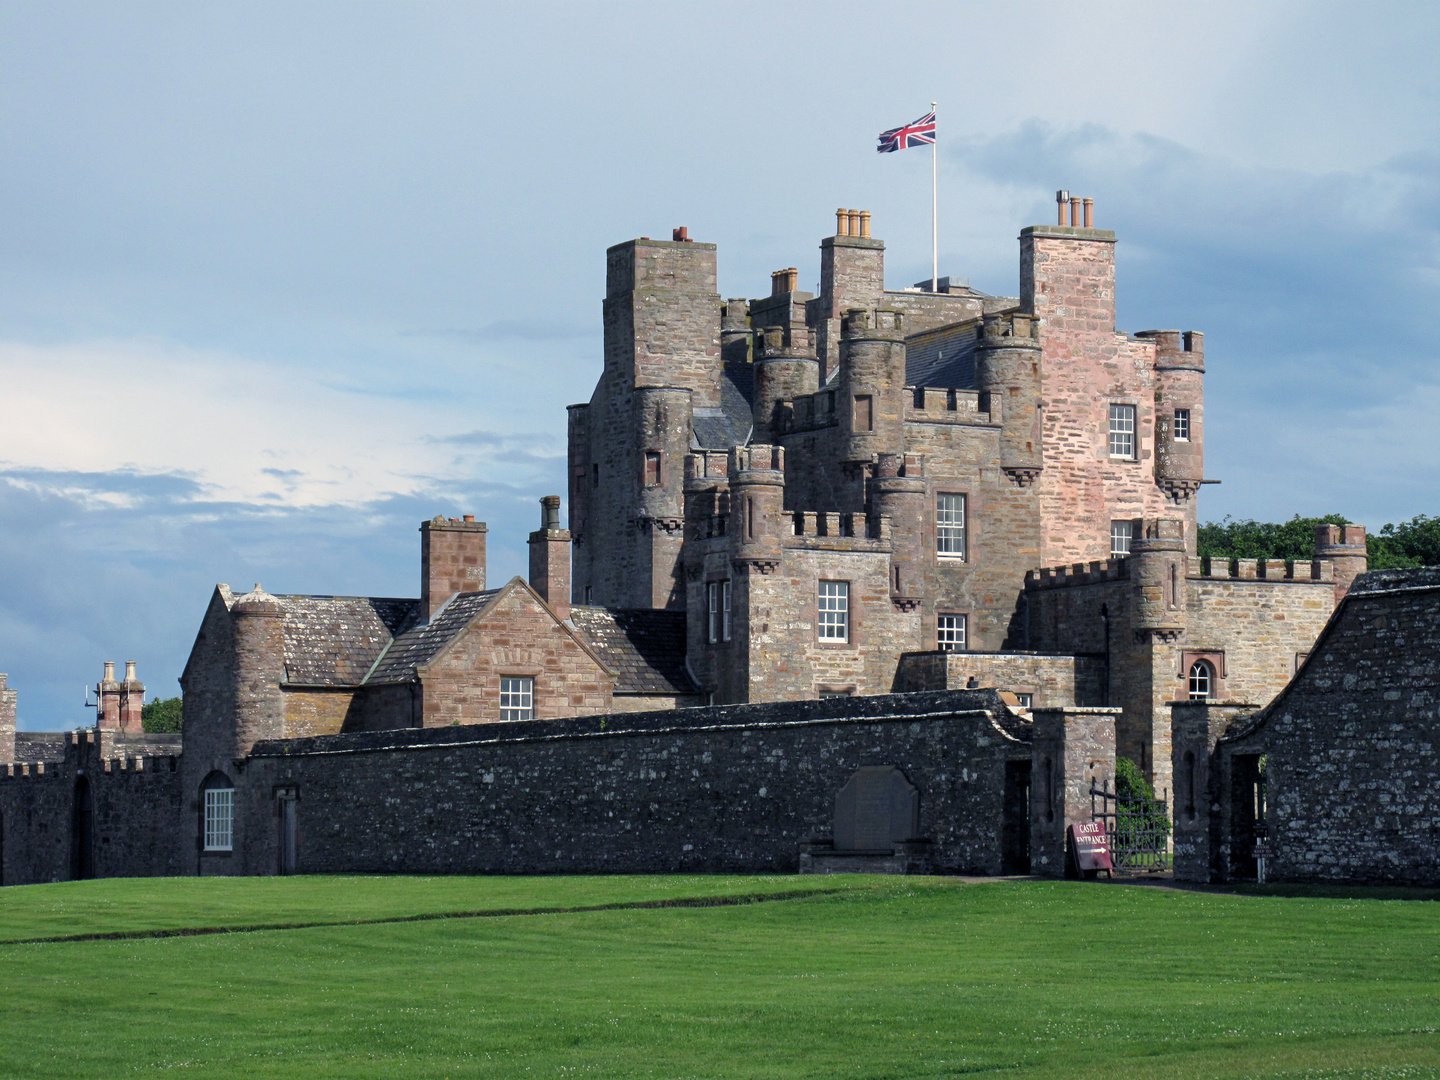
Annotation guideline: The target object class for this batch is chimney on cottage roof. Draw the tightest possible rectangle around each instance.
[528,495,572,621]
[420,515,487,622]
[119,660,144,734]
[97,660,121,731]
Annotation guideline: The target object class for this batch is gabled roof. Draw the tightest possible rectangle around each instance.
[906,318,980,389]
[362,589,500,685]
[569,607,696,695]
[273,594,419,686]
[1221,566,1440,744]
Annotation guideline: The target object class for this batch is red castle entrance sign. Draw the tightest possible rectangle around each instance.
[1069,820,1114,874]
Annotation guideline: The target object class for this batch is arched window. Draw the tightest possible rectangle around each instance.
[201,772,235,853]
[1188,660,1214,701]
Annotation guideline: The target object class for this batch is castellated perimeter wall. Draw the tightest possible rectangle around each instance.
[0,731,184,886]
[216,691,1109,880]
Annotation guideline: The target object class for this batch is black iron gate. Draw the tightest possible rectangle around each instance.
[1090,779,1171,873]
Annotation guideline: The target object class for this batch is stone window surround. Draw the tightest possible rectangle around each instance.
[706,579,731,644]
[1180,649,1226,701]
[936,492,968,560]
[201,772,234,853]
[816,579,853,645]
[1108,402,1138,460]
[936,612,967,651]
[1173,408,1191,442]
[499,675,536,722]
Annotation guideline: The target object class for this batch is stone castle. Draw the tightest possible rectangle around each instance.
[4,194,1435,888]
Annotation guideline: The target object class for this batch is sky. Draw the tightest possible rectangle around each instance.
[2,1,1438,730]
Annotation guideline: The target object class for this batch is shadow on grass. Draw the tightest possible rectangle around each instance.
[0,886,856,947]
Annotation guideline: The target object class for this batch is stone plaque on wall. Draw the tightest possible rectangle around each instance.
[834,766,920,851]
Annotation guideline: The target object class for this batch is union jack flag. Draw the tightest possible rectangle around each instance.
[877,109,936,153]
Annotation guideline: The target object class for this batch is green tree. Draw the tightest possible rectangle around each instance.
[141,696,183,733]
[1366,514,1440,570]
[1196,513,1350,562]
[1197,512,1440,571]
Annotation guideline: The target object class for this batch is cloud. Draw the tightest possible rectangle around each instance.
[940,123,1440,525]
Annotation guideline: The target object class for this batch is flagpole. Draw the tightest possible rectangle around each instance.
[931,100,938,293]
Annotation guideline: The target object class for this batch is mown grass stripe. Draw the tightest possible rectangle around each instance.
[0,885,856,946]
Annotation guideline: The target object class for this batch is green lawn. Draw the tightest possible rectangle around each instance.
[0,875,1436,1079]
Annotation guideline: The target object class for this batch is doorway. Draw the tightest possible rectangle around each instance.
[1001,760,1032,874]
[277,791,298,875]
[71,776,94,880]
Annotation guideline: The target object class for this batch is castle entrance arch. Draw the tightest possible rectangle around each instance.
[71,776,94,880]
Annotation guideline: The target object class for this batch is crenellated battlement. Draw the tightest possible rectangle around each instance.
[1025,559,1131,590]
[905,386,998,424]
[785,510,891,552]
[1024,555,1338,592]
[1198,557,1334,583]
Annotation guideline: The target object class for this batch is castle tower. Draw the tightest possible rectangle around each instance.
[421,516,487,621]
[976,311,1044,486]
[812,209,884,380]
[870,453,926,603]
[1124,519,1188,796]
[837,308,907,467]
[1316,524,1368,603]
[728,445,786,572]
[0,674,15,764]
[570,233,721,610]
[231,585,286,755]
[1022,195,1188,564]
[1146,330,1206,548]
[528,496,571,621]
[751,326,819,443]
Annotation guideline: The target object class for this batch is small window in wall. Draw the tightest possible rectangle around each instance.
[584,586,593,604]
[1173,408,1191,441]
[643,451,662,487]
[500,676,534,721]
[1014,692,1034,709]
[937,494,967,558]
[706,580,732,644]
[1111,520,1136,557]
[1188,660,1214,701]
[937,614,967,652]
[853,395,873,432]
[1109,404,1136,458]
[203,781,234,852]
[818,686,854,699]
[818,580,850,642]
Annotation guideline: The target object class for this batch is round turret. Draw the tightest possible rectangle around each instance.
[837,308,906,463]
[976,312,1043,483]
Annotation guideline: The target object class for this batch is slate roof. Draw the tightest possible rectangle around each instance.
[362,589,500,685]
[691,361,754,449]
[569,607,696,695]
[274,594,419,686]
[905,318,981,390]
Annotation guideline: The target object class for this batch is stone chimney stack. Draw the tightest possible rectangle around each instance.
[0,674,16,764]
[1316,524,1368,604]
[420,515,487,622]
[528,495,572,620]
[119,660,145,734]
[97,661,121,730]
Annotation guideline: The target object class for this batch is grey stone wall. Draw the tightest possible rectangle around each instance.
[1219,568,1440,885]
[0,731,184,886]
[234,691,1045,878]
